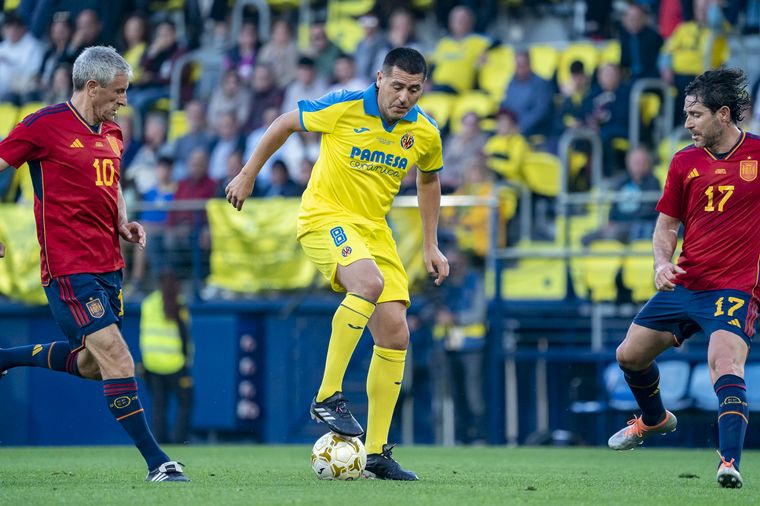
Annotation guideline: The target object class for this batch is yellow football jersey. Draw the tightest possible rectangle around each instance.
[297,85,443,233]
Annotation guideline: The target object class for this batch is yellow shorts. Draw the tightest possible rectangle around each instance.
[298,222,410,305]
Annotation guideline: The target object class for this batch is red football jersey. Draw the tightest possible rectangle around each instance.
[657,131,760,295]
[0,102,125,284]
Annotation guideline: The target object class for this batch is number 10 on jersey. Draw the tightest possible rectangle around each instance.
[93,158,115,187]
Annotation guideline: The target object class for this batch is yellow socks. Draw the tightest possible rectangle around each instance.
[365,345,407,454]
[316,293,376,402]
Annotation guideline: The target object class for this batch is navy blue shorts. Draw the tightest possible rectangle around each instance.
[43,271,124,351]
[634,285,757,348]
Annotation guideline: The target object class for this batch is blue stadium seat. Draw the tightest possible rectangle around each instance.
[692,362,760,411]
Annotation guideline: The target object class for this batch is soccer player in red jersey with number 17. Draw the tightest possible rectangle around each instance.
[0,46,187,483]
[607,68,758,489]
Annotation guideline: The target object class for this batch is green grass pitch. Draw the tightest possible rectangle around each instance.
[0,446,757,505]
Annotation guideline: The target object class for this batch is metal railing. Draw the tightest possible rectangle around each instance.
[628,78,675,150]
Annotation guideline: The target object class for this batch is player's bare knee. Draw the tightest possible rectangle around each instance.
[357,275,384,302]
[616,344,649,371]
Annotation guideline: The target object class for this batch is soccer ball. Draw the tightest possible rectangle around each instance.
[310,431,367,480]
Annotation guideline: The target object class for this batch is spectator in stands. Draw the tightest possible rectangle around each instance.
[255,160,303,198]
[206,69,251,131]
[244,63,283,133]
[430,239,487,445]
[441,112,488,192]
[116,112,140,170]
[66,9,102,62]
[619,2,663,82]
[130,20,187,117]
[245,106,307,185]
[306,22,342,82]
[125,113,170,195]
[139,269,193,445]
[224,20,259,81]
[483,107,531,183]
[119,14,148,85]
[165,148,216,276]
[257,19,298,89]
[36,11,73,96]
[135,155,176,289]
[429,5,492,94]
[172,100,213,182]
[583,63,631,176]
[435,0,497,34]
[280,56,329,114]
[0,11,44,104]
[558,60,591,132]
[581,146,660,246]
[501,51,555,142]
[208,111,246,181]
[659,0,729,124]
[217,150,244,198]
[386,8,424,55]
[328,54,368,93]
[42,63,72,105]
[355,14,390,82]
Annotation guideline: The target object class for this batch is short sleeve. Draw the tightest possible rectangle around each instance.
[0,118,46,169]
[656,155,684,220]
[416,131,444,173]
[298,90,362,134]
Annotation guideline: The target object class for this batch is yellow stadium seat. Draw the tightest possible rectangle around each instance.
[599,40,621,65]
[522,152,561,197]
[622,240,656,302]
[4,0,21,10]
[577,240,625,302]
[417,92,455,130]
[168,110,189,143]
[557,42,599,88]
[499,241,567,300]
[528,45,560,82]
[0,103,18,139]
[654,163,669,187]
[658,136,692,163]
[479,45,515,102]
[640,92,661,127]
[325,17,365,54]
[449,91,497,134]
[327,0,375,17]
[267,0,300,10]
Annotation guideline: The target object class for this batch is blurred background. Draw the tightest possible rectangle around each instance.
[1,0,759,450]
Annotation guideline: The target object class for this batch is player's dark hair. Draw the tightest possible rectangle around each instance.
[684,67,751,124]
[382,47,427,78]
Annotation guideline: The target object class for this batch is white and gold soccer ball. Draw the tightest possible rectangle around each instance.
[310,431,367,480]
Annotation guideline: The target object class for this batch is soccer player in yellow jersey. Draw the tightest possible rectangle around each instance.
[226,48,448,480]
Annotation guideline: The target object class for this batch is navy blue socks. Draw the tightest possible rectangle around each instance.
[0,341,79,376]
[104,377,170,471]
[714,374,749,470]
[621,363,666,426]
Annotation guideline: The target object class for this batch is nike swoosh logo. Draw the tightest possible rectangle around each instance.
[348,324,364,330]
[353,127,369,133]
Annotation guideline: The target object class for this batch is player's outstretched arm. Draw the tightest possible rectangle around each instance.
[417,169,449,286]
[652,212,684,291]
[226,109,303,211]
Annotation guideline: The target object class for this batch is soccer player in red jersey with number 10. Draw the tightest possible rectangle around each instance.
[607,68,758,489]
[0,46,187,483]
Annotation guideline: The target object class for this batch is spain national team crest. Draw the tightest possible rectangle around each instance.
[86,298,105,318]
[341,246,352,257]
[106,135,121,156]
[400,132,414,150]
[740,159,757,182]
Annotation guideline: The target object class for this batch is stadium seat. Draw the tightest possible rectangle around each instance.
[621,240,656,302]
[417,92,455,130]
[327,0,374,17]
[267,0,300,10]
[599,40,621,65]
[325,17,365,54]
[605,362,637,411]
[449,91,498,135]
[557,42,599,89]
[15,102,45,124]
[653,163,669,187]
[522,152,561,197]
[499,241,567,300]
[577,240,625,302]
[478,45,515,102]
[168,110,188,143]
[528,45,560,82]
[640,92,661,127]
[0,103,18,139]
[692,362,760,411]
